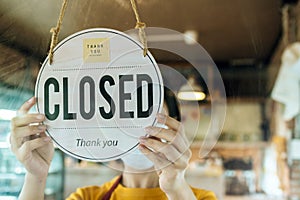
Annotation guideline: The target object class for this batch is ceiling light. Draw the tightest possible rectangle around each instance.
[127,30,198,45]
[177,76,206,101]
[183,30,198,45]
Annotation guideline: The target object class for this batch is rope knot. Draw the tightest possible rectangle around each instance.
[50,27,59,35]
[48,0,68,64]
[130,0,148,57]
[135,22,146,29]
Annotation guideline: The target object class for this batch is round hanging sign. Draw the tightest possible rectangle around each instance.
[35,28,164,162]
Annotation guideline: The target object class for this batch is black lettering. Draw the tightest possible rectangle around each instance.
[63,77,77,120]
[99,75,115,119]
[44,78,59,120]
[119,75,134,118]
[79,76,95,120]
[137,74,153,118]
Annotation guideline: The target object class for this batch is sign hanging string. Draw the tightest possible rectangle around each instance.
[129,0,148,57]
[48,0,148,64]
[48,0,68,64]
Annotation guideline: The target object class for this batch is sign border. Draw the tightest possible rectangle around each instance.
[35,28,164,161]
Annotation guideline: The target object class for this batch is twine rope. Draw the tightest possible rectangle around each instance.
[282,5,289,46]
[130,0,148,56]
[48,0,68,64]
[48,0,148,64]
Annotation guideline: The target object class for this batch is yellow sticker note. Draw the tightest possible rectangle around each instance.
[83,38,110,63]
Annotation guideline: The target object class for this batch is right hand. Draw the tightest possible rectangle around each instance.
[10,97,54,179]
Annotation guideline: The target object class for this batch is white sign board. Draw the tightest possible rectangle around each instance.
[35,28,164,162]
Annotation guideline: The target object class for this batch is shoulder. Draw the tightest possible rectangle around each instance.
[66,176,120,200]
[191,187,217,200]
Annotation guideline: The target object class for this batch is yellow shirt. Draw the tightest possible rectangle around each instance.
[66,176,217,200]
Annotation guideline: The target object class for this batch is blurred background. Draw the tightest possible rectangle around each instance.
[1,0,300,199]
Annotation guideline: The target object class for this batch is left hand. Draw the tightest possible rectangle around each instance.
[139,113,192,193]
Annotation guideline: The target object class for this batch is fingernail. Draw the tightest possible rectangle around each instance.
[36,114,44,120]
[156,113,166,123]
[27,97,35,103]
[156,113,166,120]
[139,136,147,142]
[138,144,145,150]
[38,125,46,130]
[43,137,51,142]
[144,127,153,134]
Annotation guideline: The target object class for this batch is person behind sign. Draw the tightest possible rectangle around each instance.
[10,97,217,200]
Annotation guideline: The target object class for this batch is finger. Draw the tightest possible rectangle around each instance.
[144,126,189,152]
[38,132,49,138]
[156,113,183,133]
[138,144,171,169]
[139,136,182,163]
[11,113,45,128]
[156,114,189,146]
[34,132,52,143]
[19,137,51,157]
[146,124,188,143]
[11,125,47,149]
[17,97,36,116]
[14,125,47,139]
[10,134,23,153]
[145,126,175,141]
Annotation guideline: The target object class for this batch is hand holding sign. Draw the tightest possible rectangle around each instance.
[139,113,192,194]
[10,97,54,179]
